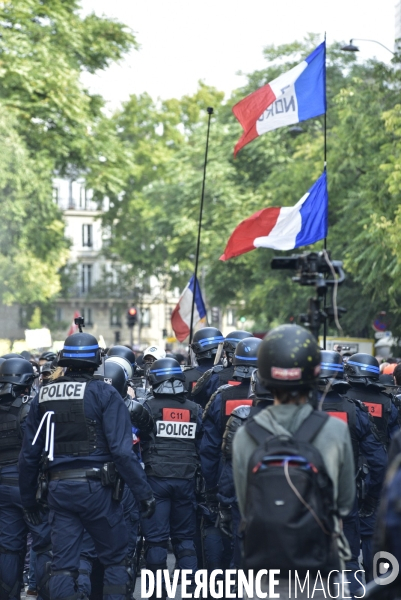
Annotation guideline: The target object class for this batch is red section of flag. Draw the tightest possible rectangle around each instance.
[67,311,81,336]
[232,84,276,156]
[220,206,281,261]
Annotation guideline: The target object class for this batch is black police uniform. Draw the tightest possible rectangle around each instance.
[0,358,51,600]
[18,334,154,600]
[140,358,202,595]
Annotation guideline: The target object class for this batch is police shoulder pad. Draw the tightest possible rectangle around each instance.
[212,365,224,373]
[203,388,223,421]
[231,404,252,420]
[192,369,213,395]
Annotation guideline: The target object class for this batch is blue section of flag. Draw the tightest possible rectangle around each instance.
[295,42,326,123]
[295,171,328,248]
[188,275,207,319]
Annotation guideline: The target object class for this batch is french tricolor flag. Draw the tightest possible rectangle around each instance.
[171,275,207,342]
[220,171,328,260]
[233,42,326,156]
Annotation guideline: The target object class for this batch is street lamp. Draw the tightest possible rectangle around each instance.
[341,38,394,56]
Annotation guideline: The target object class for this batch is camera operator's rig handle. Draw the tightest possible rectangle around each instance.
[74,316,85,333]
[271,251,346,342]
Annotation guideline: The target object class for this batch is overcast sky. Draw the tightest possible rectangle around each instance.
[80,0,397,108]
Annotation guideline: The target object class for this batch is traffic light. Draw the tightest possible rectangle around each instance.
[127,307,138,328]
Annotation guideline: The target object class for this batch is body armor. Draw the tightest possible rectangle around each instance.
[38,376,97,457]
[322,392,359,467]
[142,396,200,479]
[0,395,30,465]
[346,384,392,447]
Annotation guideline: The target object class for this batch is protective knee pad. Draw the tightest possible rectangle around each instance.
[103,558,137,600]
[49,568,80,600]
[144,541,168,572]
[171,539,197,561]
[0,546,24,600]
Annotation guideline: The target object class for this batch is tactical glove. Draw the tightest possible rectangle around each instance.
[140,496,156,519]
[23,504,44,526]
[218,504,233,537]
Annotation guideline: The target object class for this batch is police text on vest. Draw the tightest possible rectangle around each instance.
[156,420,196,438]
[39,383,87,402]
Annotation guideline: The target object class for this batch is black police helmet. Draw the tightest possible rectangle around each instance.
[258,324,321,390]
[148,358,185,396]
[1,353,23,360]
[58,333,102,369]
[103,360,129,398]
[107,345,136,367]
[233,337,261,379]
[223,330,253,356]
[0,358,35,386]
[320,351,344,380]
[344,353,380,380]
[190,327,224,359]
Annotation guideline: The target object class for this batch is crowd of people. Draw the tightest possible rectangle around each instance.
[0,324,400,600]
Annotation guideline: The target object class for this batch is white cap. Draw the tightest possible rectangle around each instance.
[143,346,166,361]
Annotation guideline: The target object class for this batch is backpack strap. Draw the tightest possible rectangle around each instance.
[293,410,328,443]
[245,418,275,446]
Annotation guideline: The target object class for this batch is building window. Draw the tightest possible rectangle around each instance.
[52,187,59,204]
[81,264,92,293]
[55,307,63,322]
[141,307,151,327]
[80,307,93,326]
[82,224,93,247]
[110,306,121,327]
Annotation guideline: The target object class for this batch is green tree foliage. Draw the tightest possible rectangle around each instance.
[105,37,401,338]
[0,0,136,317]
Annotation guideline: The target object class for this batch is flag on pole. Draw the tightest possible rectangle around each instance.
[67,311,81,336]
[233,42,326,156]
[171,276,207,342]
[220,171,328,260]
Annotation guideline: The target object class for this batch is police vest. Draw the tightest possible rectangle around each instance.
[217,382,253,431]
[0,395,31,466]
[142,395,200,479]
[183,366,206,394]
[322,394,359,468]
[38,375,97,457]
[346,385,392,447]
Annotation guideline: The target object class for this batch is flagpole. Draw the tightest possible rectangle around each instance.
[189,107,214,345]
[323,32,328,349]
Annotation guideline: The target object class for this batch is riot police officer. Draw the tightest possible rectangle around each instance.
[344,353,399,582]
[183,327,224,402]
[140,358,202,599]
[345,353,399,447]
[80,359,154,598]
[18,332,155,600]
[0,357,51,600]
[192,330,253,408]
[199,337,261,571]
[320,351,387,595]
